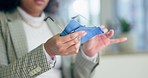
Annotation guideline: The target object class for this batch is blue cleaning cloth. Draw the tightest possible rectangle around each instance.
[60,19,104,43]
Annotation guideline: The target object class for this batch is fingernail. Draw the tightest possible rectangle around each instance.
[124,37,128,40]
[81,31,87,36]
[81,31,85,34]
[76,50,79,53]
[75,38,79,42]
[77,37,81,42]
[76,47,79,53]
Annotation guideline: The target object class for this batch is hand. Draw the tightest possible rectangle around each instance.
[44,31,86,58]
[82,25,127,57]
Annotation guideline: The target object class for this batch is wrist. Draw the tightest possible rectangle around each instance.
[84,51,97,57]
[44,43,55,59]
[82,48,97,57]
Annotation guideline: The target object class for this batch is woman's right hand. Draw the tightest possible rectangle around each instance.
[44,31,86,58]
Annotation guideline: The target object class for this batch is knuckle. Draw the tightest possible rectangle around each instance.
[69,34,75,39]
[55,41,60,46]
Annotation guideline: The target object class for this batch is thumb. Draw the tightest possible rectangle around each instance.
[106,29,114,38]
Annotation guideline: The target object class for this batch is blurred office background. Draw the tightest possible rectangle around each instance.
[57,0,148,78]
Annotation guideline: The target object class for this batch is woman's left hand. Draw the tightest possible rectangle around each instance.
[82,25,127,57]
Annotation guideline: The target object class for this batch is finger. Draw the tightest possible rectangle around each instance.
[106,29,114,38]
[102,28,108,33]
[100,35,110,46]
[63,37,80,49]
[110,37,127,44]
[100,25,108,33]
[64,42,81,55]
[60,31,86,43]
[100,25,105,29]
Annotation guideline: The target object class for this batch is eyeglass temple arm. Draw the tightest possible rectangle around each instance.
[44,16,55,22]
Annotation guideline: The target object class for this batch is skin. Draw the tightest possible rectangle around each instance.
[49,0,59,14]
[83,25,127,57]
[20,0,49,17]
[45,31,86,58]
[45,26,127,58]
[20,0,127,58]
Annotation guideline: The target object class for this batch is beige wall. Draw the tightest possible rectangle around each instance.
[100,0,116,25]
[93,54,148,78]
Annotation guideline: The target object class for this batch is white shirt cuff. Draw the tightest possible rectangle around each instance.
[43,44,56,67]
[80,48,98,63]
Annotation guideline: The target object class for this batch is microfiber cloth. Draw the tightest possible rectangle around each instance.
[60,19,104,43]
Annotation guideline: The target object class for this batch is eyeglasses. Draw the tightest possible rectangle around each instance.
[44,14,96,30]
[44,15,64,32]
[45,15,104,44]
